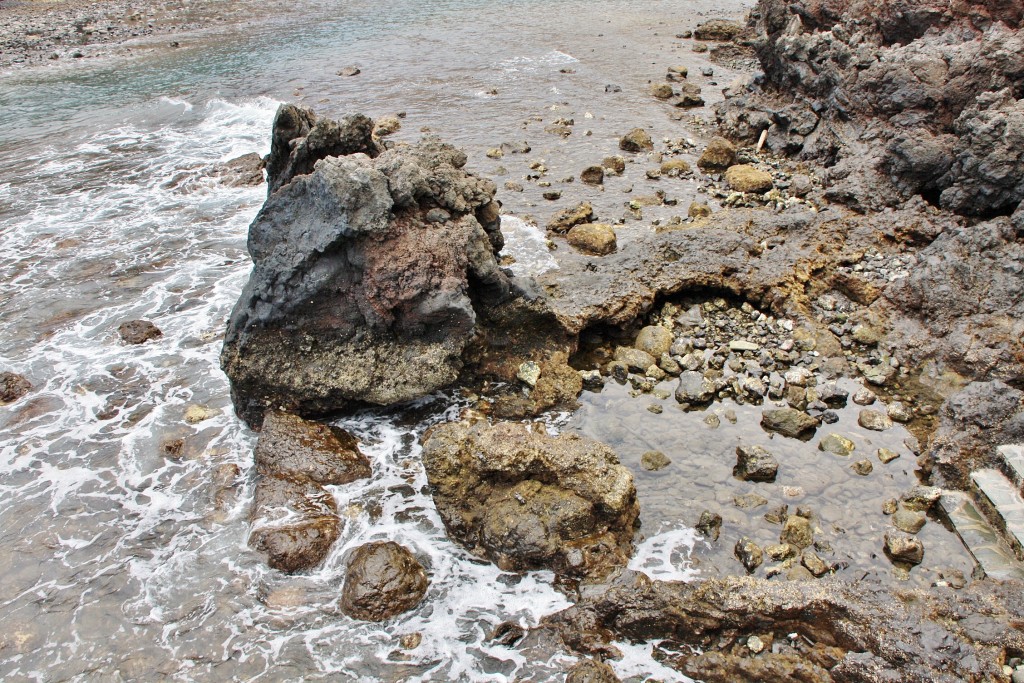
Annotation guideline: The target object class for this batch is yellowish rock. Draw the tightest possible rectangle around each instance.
[724,164,774,193]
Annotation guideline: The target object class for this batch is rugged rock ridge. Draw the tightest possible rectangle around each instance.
[221,105,553,427]
[717,0,1024,216]
[545,571,1024,682]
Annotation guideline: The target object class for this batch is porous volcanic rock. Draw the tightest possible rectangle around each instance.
[545,572,1024,683]
[717,0,1024,216]
[340,541,429,621]
[222,107,563,427]
[421,421,638,578]
[118,319,162,344]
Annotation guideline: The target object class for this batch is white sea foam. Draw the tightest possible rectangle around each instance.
[500,215,559,276]
[628,525,699,582]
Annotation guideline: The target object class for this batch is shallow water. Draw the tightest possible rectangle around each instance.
[0,0,972,680]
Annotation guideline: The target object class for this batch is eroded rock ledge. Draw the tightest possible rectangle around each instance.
[544,571,1024,682]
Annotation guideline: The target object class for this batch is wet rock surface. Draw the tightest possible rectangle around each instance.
[545,571,1024,683]
[118,319,162,344]
[339,541,429,622]
[421,421,638,578]
[248,473,341,573]
[0,371,32,404]
[254,410,371,485]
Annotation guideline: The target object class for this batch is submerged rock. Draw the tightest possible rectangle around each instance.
[0,371,32,404]
[565,659,621,683]
[118,319,162,345]
[421,421,638,578]
[733,445,778,482]
[340,541,429,622]
[760,408,817,439]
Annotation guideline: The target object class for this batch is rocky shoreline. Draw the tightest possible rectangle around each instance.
[0,0,293,71]
[5,0,1020,679]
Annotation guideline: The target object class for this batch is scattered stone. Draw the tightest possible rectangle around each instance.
[660,159,691,177]
[118,319,162,344]
[734,493,768,509]
[802,552,829,577]
[675,371,716,406]
[780,516,813,549]
[704,413,721,428]
[858,409,893,431]
[694,19,744,41]
[696,136,736,171]
[696,510,723,541]
[645,168,662,180]
[650,83,674,99]
[543,190,562,200]
[486,148,504,159]
[746,635,766,653]
[602,156,626,175]
[634,326,674,358]
[688,201,711,218]
[337,66,361,77]
[0,372,32,404]
[893,509,926,534]
[724,164,774,193]
[882,499,899,515]
[766,543,795,560]
[735,538,764,573]
[517,361,541,387]
[567,223,617,256]
[852,388,877,405]
[887,401,913,423]
[184,405,219,424]
[877,448,900,464]
[566,659,621,683]
[701,66,714,77]
[210,152,266,187]
[641,450,671,471]
[421,421,638,577]
[604,84,622,93]
[764,505,789,525]
[851,459,874,476]
[580,165,605,185]
[614,347,656,373]
[858,361,897,387]
[340,541,429,621]
[399,633,422,650]
[547,201,595,234]
[760,408,818,438]
[373,116,401,138]
[733,444,778,482]
[884,531,924,565]
[817,383,849,407]
[668,65,688,77]
[728,339,759,352]
[901,486,942,512]
[818,433,855,456]
[619,128,654,153]
[504,180,524,192]
[580,370,605,392]
[254,410,372,485]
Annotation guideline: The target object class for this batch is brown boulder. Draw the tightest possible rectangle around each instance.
[547,201,596,234]
[694,19,744,41]
[340,541,429,621]
[421,421,638,578]
[0,372,32,404]
[724,164,774,193]
[567,223,617,256]
[248,474,341,573]
[696,137,737,171]
[118,320,162,345]
[618,128,654,153]
[254,410,371,485]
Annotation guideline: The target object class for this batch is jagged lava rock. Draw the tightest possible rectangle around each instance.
[421,421,638,578]
[222,106,520,427]
[0,371,32,404]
